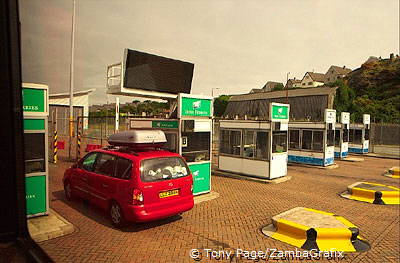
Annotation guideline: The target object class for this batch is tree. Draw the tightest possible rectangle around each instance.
[213,95,231,117]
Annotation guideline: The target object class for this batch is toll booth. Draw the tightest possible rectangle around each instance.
[22,83,49,217]
[349,114,370,154]
[334,112,350,159]
[129,94,213,195]
[288,109,336,167]
[218,103,289,179]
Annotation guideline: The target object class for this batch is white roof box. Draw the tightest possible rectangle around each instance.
[108,130,167,147]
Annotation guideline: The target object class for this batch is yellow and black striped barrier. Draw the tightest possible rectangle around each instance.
[262,207,370,252]
[77,130,81,160]
[53,130,58,163]
[383,167,400,179]
[340,182,399,205]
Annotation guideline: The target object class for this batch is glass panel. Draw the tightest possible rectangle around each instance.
[364,128,370,140]
[343,129,349,142]
[243,131,255,158]
[302,130,312,150]
[164,133,178,153]
[354,129,362,144]
[220,130,230,154]
[327,129,335,147]
[272,131,287,153]
[312,131,324,151]
[289,130,300,149]
[81,153,98,172]
[24,133,45,174]
[255,131,269,159]
[94,153,116,177]
[181,132,210,162]
[334,130,340,146]
[141,157,189,182]
[115,158,132,179]
[349,129,355,143]
[230,130,241,156]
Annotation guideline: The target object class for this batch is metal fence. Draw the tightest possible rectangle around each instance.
[370,123,400,146]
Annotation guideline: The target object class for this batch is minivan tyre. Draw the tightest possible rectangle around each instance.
[64,181,74,201]
[110,201,126,228]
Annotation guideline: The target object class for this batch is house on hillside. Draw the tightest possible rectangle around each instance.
[325,65,352,83]
[285,78,302,89]
[249,81,283,93]
[299,72,327,88]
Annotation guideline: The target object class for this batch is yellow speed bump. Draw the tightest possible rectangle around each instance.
[261,207,370,252]
[340,182,400,205]
[383,167,400,179]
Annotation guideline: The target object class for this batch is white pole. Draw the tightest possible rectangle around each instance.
[115,97,120,131]
[68,0,76,159]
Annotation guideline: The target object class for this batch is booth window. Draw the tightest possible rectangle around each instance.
[272,131,287,153]
[181,132,211,162]
[229,130,241,155]
[354,129,362,144]
[24,133,46,174]
[165,133,178,153]
[364,128,370,140]
[220,130,230,154]
[243,130,255,158]
[349,129,355,143]
[334,130,340,146]
[312,131,324,151]
[326,125,335,147]
[343,128,349,142]
[255,131,269,159]
[302,130,312,150]
[289,130,300,149]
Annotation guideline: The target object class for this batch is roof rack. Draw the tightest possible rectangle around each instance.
[102,145,139,156]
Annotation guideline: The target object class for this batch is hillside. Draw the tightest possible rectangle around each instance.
[334,57,400,123]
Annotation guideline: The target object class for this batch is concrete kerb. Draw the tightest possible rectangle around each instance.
[340,182,400,205]
[212,170,291,184]
[261,207,370,253]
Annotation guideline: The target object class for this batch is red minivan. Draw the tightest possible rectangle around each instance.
[63,131,194,227]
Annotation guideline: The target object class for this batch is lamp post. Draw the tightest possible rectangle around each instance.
[286,72,290,104]
[68,0,76,159]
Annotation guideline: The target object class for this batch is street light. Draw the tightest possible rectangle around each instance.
[68,0,76,159]
[286,72,290,104]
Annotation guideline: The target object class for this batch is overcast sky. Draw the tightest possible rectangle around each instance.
[19,0,399,105]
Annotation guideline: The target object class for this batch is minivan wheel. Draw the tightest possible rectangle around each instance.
[64,181,73,201]
[110,201,126,228]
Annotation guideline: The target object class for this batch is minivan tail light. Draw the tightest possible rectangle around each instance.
[133,189,144,205]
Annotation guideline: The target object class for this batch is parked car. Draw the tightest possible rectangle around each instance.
[63,130,194,227]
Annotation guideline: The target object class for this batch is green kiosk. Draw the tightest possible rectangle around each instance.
[22,83,49,217]
[129,94,213,195]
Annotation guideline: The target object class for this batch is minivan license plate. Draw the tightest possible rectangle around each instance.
[159,189,179,198]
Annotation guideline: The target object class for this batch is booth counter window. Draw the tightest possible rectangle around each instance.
[349,129,363,144]
[334,130,340,146]
[24,133,46,174]
[327,127,335,147]
[289,130,300,149]
[343,128,349,142]
[292,129,324,152]
[220,129,269,160]
[365,128,370,140]
[272,131,287,153]
[181,132,210,162]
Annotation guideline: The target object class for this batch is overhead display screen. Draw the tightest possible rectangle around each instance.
[123,49,194,94]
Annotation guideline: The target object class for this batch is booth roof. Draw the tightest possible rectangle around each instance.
[229,86,337,102]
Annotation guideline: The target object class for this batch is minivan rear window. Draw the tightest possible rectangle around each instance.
[140,157,189,182]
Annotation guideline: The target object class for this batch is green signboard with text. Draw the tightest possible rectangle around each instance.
[152,120,179,129]
[26,175,47,216]
[271,104,289,121]
[22,88,46,113]
[189,162,211,194]
[180,97,212,117]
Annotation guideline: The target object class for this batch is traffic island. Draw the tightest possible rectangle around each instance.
[383,167,400,179]
[340,182,400,205]
[342,157,364,162]
[261,207,370,252]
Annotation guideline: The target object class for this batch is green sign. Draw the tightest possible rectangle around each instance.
[26,175,46,216]
[24,119,45,130]
[181,97,212,117]
[271,105,289,120]
[22,88,45,113]
[189,162,211,194]
[152,120,178,129]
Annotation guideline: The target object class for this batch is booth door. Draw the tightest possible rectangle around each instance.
[270,131,288,179]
